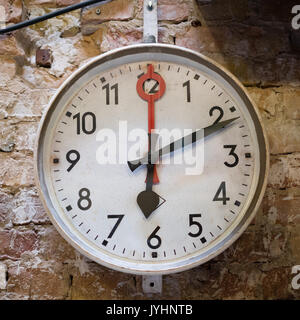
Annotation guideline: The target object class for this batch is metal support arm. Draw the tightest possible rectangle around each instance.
[143,0,158,43]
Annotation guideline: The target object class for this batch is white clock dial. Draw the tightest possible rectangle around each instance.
[35,44,268,274]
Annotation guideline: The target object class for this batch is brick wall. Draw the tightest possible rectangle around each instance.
[0,0,300,299]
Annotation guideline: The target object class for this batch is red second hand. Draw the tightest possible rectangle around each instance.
[136,64,166,184]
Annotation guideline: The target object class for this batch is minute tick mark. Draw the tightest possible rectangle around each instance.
[200,237,207,243]
[102,240,108,246]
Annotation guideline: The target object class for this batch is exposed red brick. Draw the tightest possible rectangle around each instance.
[0,229,38,259]
[135,0,193,22]
[81,0,134,27]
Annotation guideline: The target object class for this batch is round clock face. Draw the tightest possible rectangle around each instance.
[35,44,268,274]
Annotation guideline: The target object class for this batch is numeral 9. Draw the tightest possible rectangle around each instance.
[66,150,80,172]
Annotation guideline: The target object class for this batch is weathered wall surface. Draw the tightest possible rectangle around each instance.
[0,0,300,299]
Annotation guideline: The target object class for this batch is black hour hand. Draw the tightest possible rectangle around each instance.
[137,190,160,219]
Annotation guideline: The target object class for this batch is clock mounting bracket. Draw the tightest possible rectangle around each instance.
[142,275,162,294]
[141,0,163,293]
[143,0,158,44]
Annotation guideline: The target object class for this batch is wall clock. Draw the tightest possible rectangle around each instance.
[34,1,268,277]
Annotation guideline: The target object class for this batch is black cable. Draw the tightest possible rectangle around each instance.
[0,0,113,35]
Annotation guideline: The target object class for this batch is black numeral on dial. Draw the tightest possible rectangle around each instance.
[188,214,203,238]
[209,106,224,124]
[224,145,239,167]
[77,188,92,211]
[147,226,162,249]
[148,80,159,94]
[183,80,191,102]
[213,181,230,205]
[102,83,119,105]
[73,112,96,135]
[66,150,80,172]
[107,215,124,238]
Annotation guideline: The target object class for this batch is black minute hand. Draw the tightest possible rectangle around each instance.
[128,117,240,172]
